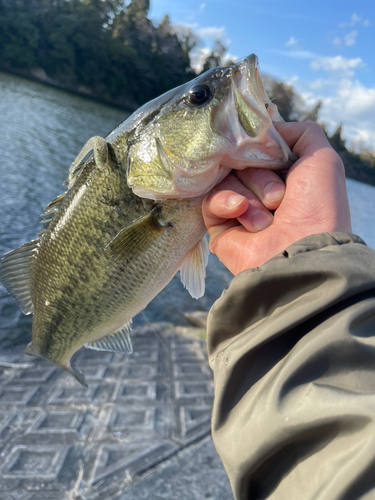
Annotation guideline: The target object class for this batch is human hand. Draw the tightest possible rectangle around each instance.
[202,122,352,276]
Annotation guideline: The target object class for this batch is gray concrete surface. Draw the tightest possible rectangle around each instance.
[0,323,232,500]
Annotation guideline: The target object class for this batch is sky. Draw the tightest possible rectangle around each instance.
[149,0,375,151]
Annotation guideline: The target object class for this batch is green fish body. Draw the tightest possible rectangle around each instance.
[0,54,296,385]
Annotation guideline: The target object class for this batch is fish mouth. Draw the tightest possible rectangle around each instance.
[218,54,297,168]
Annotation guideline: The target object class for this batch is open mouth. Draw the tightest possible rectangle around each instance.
[219,54,297,167]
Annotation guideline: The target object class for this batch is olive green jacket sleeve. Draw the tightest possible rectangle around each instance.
[207,233,375,500]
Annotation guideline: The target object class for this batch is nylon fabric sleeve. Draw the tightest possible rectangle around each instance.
[207,232,375,500]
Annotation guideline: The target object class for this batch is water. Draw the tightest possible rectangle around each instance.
[0,72,374,347]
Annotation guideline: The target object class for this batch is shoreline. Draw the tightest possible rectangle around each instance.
[2,67,375,187]
[0,66,138,112]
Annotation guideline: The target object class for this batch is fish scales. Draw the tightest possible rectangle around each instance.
[0,54,296,384]
[31,148,205,369]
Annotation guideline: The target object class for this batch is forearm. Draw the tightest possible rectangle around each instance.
[207,233,375,500]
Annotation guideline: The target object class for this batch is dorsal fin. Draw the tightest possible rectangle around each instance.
[68,136,108,189]
[0,239,39,314]
[179,235,209,299]
[39,137,109,236]
[85,321,133,353]
[38,191,67,237]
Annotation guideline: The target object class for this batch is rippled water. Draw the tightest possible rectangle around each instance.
[1,72,374,347]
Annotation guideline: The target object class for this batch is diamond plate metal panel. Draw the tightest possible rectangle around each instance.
[0,324,220,499]
[1,445,69,478]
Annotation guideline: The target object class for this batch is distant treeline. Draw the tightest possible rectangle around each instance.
[1,0,374,184]
[0,0,199,109]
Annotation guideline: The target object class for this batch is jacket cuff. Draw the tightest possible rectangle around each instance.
[207,232,370,361]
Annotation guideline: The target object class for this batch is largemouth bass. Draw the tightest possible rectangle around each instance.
[0,54,295,386]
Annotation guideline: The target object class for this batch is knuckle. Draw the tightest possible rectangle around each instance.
[237,167,276,187]
[305,121,323,134]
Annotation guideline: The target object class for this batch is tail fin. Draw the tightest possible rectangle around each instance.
[25,343,88,388]
[24,342,40,358]
[68,362,88,388]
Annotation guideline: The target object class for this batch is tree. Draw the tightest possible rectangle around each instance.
[329,124,346,152]
[200,40,226,73]
[0,0,197,108]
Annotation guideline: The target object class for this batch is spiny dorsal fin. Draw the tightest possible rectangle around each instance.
[179,235,209,299]
[106,207,168,262]
[38,191,67,236]
[45,192,66,210]
[0,239,39,314]
[38,138,109,237]
[68,136,108,188]
[85,321,133,353]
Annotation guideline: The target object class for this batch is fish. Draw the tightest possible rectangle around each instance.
[0,54,296,386]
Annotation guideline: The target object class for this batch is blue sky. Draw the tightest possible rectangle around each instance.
[149,0,375,151]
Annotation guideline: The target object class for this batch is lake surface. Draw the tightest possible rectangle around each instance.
[1,72,375,347]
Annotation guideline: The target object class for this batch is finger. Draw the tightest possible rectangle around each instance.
[202,190,249,228]
[234,168,285,210]
[203,191,273,241]
[203,175,273,232]
[274,121,331,157]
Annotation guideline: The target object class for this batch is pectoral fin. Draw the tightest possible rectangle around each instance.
[179,235,209,299]
[85,321,133,354]
[106,207,168,262]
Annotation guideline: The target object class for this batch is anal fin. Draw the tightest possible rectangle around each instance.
[179,235,209,299]
[85,321,133,354]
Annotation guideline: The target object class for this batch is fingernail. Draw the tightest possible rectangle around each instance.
[263,182,285,203]
[251,210,273,231]
[227,194,244,207]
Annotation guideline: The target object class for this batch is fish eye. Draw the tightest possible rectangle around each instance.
[265,103,269,109]
[187,84,213,106]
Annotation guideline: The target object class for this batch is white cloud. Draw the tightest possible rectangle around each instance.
[349,127,375,153]
[309,79,326,90]
[332,37,342,48]
[275,35,373,149]
[190,47,238,73]
[304,78,375,149]
[335,79,375,116]
[222,52,238,65]
[287,75,299,85]
[276,50,316,59]
[200,3,206,9]
[351,13,361,24]
[190,48,211,73]
[339,13,370,28]
[344,30,358,46]
[310,55,363,77]
[172,21,198,31]
[286,36,298,47]
[197,26,226,39]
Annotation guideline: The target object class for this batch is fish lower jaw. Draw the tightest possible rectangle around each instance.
[131,165,231,200]
[221,144,284,169]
